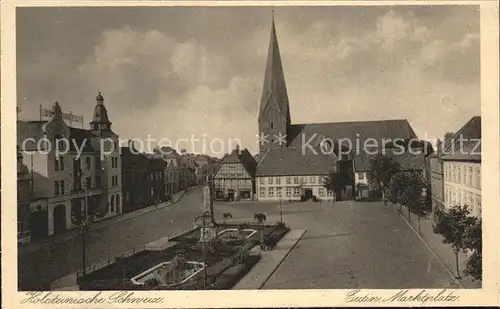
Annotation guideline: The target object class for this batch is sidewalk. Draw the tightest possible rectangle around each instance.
[396,204,481,289]
[233,229,306,290]
[20,185,202,255]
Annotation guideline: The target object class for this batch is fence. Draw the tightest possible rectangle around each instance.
[77,226,201,279]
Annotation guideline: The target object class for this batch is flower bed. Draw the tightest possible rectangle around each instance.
[78,223,289,290]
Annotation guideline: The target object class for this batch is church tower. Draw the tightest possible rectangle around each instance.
[258,12,291,155]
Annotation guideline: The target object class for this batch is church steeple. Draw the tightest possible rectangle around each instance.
[258,11,291,154]
[90,92,112,131]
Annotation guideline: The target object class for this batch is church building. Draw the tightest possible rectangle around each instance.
[256,15,419,201]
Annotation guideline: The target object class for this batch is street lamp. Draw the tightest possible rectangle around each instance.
[81,176,89,277]
[194,211,212,290]
[279,198,283,224]
[419,187,427,236]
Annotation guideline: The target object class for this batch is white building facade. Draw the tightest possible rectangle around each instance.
[443,161,481,217]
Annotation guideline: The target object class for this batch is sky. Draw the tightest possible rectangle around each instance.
[16,5,480,157]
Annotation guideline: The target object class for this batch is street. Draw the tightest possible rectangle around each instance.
[18,188,204,290]
[214,200,461,289]
[19,187,460,290]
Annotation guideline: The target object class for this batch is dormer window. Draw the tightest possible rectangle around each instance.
[270,121,274,130]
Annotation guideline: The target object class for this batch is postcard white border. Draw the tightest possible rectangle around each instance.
[2,1,499,308]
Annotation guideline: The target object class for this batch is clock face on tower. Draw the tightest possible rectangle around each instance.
[95,112,100,117]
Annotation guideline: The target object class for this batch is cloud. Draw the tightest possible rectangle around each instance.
[17,7,480,155]
[77,26,260,156]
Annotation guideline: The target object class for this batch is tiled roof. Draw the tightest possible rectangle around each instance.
[69,128,95,153]
[442,140,481,162]
[442,116,481,162]
[17,121,95,153]
[256,147,337,177]
[287,119,417,149]
[353,148,426,172]
[221,148,258,177]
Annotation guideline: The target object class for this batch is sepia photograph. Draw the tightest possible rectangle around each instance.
[1,1,499,308]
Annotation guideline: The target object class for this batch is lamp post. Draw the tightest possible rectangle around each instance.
[419,187,427,236]
[194,210,211,290]
[279,198,283,224]
[81,176,89,277]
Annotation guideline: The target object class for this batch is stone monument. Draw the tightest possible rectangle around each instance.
[198,178,216,242]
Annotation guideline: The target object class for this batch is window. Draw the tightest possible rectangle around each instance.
[327,190,334,197]
[319,188,325,197]
[468,167,473,187]
[286,188,293,197]
[359,172,365,180]
[476,167,481,189]
[268,177,273,185]
[270,121,274,130]
[260,187,266,197]
[86,177,91,189]
[302,176,308,184]
[150,188,155,197]
[276,177,281,185]
[268,187,275,197]
[55,157,64,171]
[85,157,91,169]
[286,177,292,185]
[110,195,115,212]
[457,166,461,183]
[293,176,299,184]
[59,180,65,195]
[54,181,60,195]
[115,194,120,207]
[276,187,282,197]
[309,176,315,184]
[293,188,300,197]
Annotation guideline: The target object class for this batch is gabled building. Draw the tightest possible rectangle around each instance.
[214,147,257,201]
[17,93,122,237]
[256,15,419,199]
[441,116,481,217]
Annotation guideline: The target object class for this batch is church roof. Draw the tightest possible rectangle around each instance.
[287,119,418,149]
[442,116,481,162]
[256,147,338,177]
[259,14,290,123]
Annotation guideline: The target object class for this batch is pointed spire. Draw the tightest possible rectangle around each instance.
[259,10,291,125]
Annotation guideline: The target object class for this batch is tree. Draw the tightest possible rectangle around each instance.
[388,171,425,215]
[433,205,476,279]
[436,138,443,155]
[322,169,344,200]
[443,132,455,153]
[464,218,482,281]
[366,155,400,201]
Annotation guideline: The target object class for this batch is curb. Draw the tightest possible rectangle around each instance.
[88,185,203,233]
[395,205,466,289]
[21,186,203,254]
[259,229,306,289]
